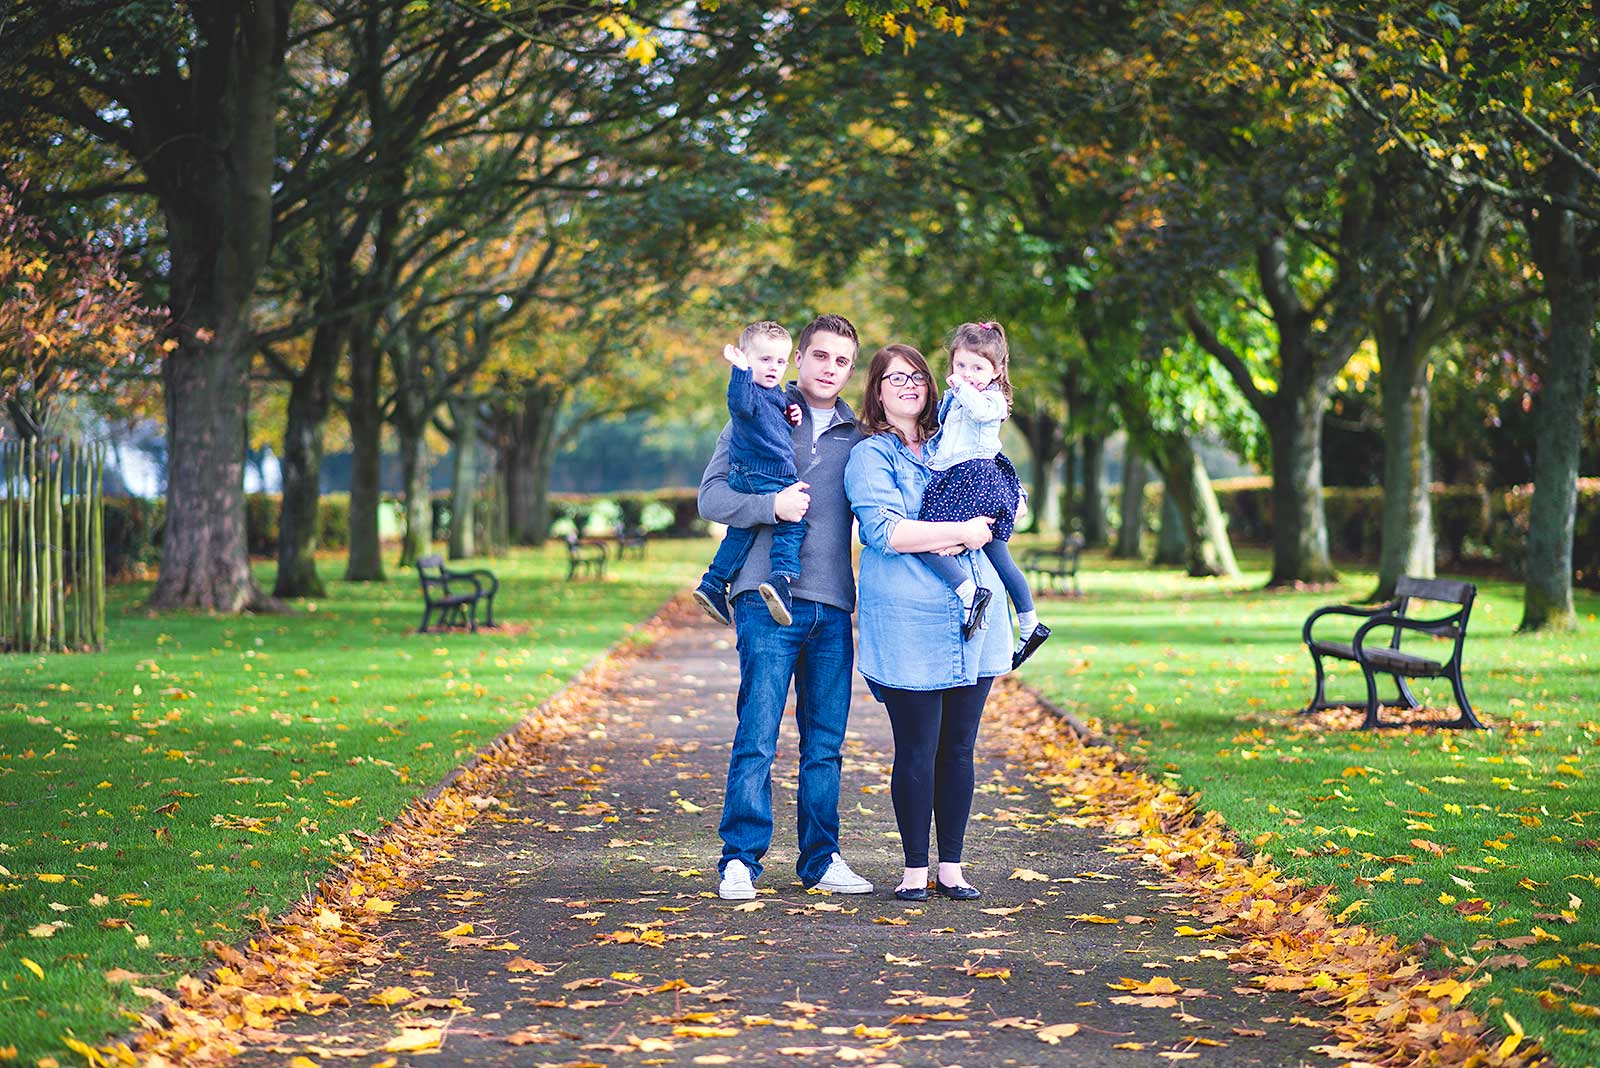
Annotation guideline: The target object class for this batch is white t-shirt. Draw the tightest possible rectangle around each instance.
[808,405,837,443]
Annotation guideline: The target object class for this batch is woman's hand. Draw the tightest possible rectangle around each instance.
[959,516,995,550]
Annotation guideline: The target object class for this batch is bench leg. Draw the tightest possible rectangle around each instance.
[419,605,432,634]
[1302,649,1331,714]
[1393,674,1421,710]
[483,594,495,628]
[468,600,478,634]
[1442,669,1489,730]
[1358,663,1385,730]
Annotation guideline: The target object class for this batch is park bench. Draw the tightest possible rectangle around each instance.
[564,532,608,580]
[1019,533,1085,596]
[1300,575,1486,731]
[415,554,498,633]
[614,522,648,560]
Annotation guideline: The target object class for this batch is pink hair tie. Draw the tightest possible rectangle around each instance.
[978,321,999,330]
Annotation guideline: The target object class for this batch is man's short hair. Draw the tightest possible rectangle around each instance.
[796,314,859,359]
[739,320,792,351]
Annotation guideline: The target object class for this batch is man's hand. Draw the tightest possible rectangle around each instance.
[723,344,749,370]
[959,515,995,550]
[786,402,803,427]
[774,481,811,522]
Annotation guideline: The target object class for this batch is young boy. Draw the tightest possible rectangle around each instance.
[692,321,804,627]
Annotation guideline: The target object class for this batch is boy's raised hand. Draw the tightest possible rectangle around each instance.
[786,403,803,427]
[723,344,749,370]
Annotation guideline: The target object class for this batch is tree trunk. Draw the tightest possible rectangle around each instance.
[345,330,386,581]
[1372,321,1434,601]
[1266,393,1338,586]
[1155,435,1240,578]
[1154,487,1187,566]
[1114,446,1148,560]
[1011,403,1062,534]
[1521,178,1597,631]
[394,402,433,569]
[273,319,341,598]
[1056,439,1078,536]
[144,2,284,612]
[1079,432,1107,548]
[506,382,564,545]
[448,396,478,560]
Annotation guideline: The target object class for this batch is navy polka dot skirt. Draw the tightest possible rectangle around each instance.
[918,453,1022,541]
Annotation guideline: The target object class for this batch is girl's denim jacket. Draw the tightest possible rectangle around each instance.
[845,433,1014,694]
[927,381,1007,472]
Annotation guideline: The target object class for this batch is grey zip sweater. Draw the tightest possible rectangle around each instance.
[697,383,862,614]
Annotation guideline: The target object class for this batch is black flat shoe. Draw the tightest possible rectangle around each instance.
[934,880,981,901]
[894,886,929,901]
[961,587,992,641]
[1011,622,1052,670]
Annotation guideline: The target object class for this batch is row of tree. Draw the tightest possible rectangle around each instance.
[2,1,1594,632]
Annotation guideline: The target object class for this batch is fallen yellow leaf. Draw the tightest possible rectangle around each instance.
[366,987,416,1007]
[382,1028,443,1053]
[1037,1023,1080,1044]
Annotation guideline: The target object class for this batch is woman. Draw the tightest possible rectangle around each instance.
[844,343,1013,902]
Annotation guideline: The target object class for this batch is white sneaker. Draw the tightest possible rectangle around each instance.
[718,859,757,901]
[813,852,874,894]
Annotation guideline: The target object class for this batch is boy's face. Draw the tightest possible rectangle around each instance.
[795,330,856,407]
[746,335,792,389]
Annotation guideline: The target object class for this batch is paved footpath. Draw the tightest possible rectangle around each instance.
[234,606,1332,1068]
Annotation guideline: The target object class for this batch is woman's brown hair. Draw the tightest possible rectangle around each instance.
[859,343,940,444]
[948,320,1013,404]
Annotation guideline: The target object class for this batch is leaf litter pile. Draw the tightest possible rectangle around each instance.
[60,600,1563,1068]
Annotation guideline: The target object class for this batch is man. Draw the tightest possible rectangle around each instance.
[697,313,872,900]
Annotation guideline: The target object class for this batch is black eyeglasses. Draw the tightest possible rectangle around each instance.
[883,371,928,387]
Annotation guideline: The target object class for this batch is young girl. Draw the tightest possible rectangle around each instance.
[917,321,1051,669]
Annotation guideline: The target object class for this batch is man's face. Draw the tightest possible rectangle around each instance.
[746,335,792,389]
[795,330,856,406]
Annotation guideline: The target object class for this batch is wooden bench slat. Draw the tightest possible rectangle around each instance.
[1395,576,1475,605]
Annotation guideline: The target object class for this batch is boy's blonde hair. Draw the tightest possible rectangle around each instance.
[948,320,1013,404]
[739,320,792,351]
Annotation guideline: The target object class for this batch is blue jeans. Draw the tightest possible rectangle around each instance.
[718,593,853,886]
[701,464,805,588]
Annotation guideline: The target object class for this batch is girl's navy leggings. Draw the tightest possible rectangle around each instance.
[879,676,995,867]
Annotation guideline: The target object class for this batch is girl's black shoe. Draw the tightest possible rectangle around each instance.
[934,880,981,901]
[894,886,929,901]
[1011,622,1052,669]
[961,587,992,641]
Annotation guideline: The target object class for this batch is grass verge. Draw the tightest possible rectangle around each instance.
[1022,546,1599,1067]
[0,539,702,1063]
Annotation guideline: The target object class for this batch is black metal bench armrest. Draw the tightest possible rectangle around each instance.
[446,566,497,595]
[1302,600,1399,646]
[1353,608,1468,660]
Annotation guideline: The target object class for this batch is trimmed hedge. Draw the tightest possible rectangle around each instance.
[102,496,165,579]
[1201,477,1600,587]
[245,493,352,557]
[549,487,704,539]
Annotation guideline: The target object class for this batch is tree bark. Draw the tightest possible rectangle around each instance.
[1154,487,1187,566]
[1154,435,1239,578]
[344,328,386,581]
[1078,432,1107,548]
[506,383,563,545]
[1265,393,1338,586]
[448,396,478,560]
[273,317,342,598]
[1372,320,1434,601]
[1011,402,1062,534]
[144,2,287,612]
[1114,446,1148,560]
[395,409,432,568]
[1521,169,1597,632]
[1056,439,1078,536]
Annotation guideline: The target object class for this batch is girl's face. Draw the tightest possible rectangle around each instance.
[951,348,998,390]
[878,356,929,424]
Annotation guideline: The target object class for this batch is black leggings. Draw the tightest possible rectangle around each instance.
[880,677,995,867]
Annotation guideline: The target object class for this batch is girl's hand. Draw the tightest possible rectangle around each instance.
[723,344,749,370]
[947,373,963,390]
[959,515,995,550]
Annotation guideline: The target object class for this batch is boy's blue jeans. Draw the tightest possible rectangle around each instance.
[718,593,852,886]
[701,464,805,588]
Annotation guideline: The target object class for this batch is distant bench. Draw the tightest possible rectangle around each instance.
[1300,575,1486,730]
[1020,533,1084,596]
[564,533,608,580]
[415,554,498,632]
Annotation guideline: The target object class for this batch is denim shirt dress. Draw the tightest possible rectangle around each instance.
[844,432,1014,696]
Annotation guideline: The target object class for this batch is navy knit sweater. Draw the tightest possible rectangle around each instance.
[727,366,797,480]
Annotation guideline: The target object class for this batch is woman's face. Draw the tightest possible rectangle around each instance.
[877,355,929,425]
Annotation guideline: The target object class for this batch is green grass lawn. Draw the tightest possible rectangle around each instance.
[0,539,702,1062]
[1021,545,1600,1067]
